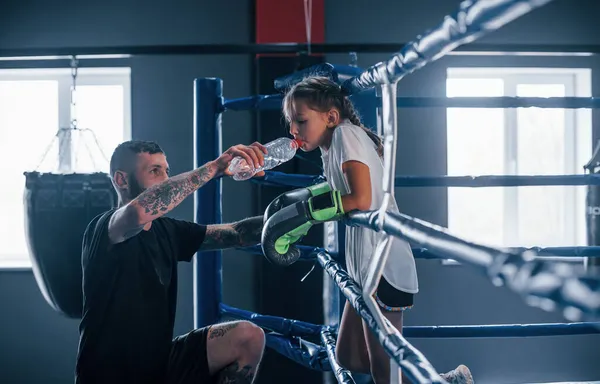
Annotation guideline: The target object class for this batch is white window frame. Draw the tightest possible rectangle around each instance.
[0,67,132,269]
[445,67,592,263]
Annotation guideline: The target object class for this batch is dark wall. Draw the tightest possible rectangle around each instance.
[2,1,600,384]
[0,1,257,383]
[326,1,600,383]
[326,0,600,46]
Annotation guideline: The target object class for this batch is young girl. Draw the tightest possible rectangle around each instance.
[282,76,473,384]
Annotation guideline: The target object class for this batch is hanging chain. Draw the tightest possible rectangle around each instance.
[34,55,109,172]
[70,56,110,169]
[33,56,79,171]
[70,56,79,130]
[349,52,358,67]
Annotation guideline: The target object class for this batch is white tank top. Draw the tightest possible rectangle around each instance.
[321,121,419,294]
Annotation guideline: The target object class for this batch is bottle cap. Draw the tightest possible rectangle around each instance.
[293,138,303,148]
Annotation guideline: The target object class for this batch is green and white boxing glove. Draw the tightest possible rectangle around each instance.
[261,182,345,266]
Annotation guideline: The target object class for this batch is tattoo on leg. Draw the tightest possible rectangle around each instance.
[208,322,240,340]
[217,361,254,384]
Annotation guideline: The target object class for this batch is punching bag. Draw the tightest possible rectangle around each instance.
[24,171,117,318]
[584,140,600,272]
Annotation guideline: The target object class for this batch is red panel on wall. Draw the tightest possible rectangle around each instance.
[255,0,324,44]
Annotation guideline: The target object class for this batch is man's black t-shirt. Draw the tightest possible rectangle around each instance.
[75,209,207,384]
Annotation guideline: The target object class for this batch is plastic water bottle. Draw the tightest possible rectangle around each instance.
[228,137,302,181]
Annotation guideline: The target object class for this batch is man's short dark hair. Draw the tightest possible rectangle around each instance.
[109,140,164,176]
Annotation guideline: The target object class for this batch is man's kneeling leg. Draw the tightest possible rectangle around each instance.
[168,321,265,384]
[207,321,265,383]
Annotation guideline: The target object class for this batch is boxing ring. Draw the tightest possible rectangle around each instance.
[193,1,600,383]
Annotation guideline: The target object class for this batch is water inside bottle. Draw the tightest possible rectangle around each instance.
[229,138,301,181]
[230,157,255,181]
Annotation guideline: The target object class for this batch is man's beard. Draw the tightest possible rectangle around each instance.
[127,174,145,200]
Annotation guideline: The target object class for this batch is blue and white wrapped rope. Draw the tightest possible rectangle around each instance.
[253,172,600,189]
[347,210,600,322]
[222,94,600,112]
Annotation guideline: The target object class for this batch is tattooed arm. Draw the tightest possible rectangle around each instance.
[108,162,219,244]
[199,216,264,251]
[107,143,267,244]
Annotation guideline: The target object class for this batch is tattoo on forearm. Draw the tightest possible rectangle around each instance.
[136,163,216,216]
[201,225,239,251]
[217,361,254,384]
[200,216,264,251]
[232,216,263,247]
[209,322,239,340]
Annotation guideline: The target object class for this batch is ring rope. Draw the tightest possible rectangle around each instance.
[348,210,600,322]
[321,327,356,383]
[252,171,600,189]
[222,94,600,112]
[221,304,600,339]
[240,245,600,261]
[317,251,444,383]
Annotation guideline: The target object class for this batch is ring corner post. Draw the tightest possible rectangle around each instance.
[323,222,344,328]
[193,77,224,329]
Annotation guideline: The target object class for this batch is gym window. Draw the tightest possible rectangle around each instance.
[0,67,131,269]
[445,67,592,255]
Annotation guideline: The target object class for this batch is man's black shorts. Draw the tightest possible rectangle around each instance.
[168,326,212,384]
